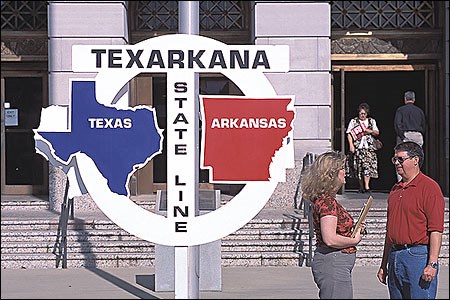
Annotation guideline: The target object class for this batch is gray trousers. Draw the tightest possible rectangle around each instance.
[311,248,356,299]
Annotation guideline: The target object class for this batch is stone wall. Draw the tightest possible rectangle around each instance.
[254,1,332,208]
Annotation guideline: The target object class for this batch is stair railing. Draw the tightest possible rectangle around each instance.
[298,197,313,266]
[283,210,308,266]
[52,179,74,268]
[287,152,316,267]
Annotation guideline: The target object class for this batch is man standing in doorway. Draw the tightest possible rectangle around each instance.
[394,90,426,147]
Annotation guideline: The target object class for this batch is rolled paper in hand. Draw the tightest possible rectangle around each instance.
[351,195,373,238]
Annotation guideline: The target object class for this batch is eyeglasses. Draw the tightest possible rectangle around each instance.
[391,156,412,164]
[359,112,367,115]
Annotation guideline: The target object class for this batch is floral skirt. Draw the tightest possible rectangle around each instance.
[346,148,378,180]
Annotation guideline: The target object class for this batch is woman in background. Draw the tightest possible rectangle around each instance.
[346,102,379,193]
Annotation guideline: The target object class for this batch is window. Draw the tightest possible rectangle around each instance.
[1,1,47,31]
[331,1,436,30]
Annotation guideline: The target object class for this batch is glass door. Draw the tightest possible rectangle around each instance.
[1,73,48,195]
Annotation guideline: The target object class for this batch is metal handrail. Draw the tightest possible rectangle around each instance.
[299,197,313,267]
[52,180,74,268]
[287,152,316,267]
[283,210,308,266]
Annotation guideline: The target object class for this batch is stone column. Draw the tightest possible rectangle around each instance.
[253,1,331,209]
[47,1,128,211]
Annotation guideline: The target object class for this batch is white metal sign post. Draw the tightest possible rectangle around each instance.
[34,33,294,299]
[167,71,200,298]
[176,2,200,297]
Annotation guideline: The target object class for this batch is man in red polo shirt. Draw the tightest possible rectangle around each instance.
[377,141,444,299]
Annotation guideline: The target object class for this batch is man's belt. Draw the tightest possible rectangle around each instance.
[391,244,420,250]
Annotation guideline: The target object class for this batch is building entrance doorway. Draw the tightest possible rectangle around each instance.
[333,69,430,192]
[1,73,48,195]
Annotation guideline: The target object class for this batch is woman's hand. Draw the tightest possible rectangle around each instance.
[349,144,355,153]
[365,128,379,136]
[353,225,364,244]
[377,267,387,285]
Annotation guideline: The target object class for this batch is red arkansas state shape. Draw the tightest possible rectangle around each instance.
[201,97,294,182]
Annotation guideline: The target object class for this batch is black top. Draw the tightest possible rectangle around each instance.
[394,103,425,139]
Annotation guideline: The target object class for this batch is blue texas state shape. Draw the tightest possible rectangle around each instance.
[38,81,163,196]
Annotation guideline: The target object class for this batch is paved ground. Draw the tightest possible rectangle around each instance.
[1,265,448,299]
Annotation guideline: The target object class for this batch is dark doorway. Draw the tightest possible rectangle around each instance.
[333,71,425,192]
[1,76,48,195]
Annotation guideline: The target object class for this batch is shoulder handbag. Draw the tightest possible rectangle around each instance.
[373,137,383,150]
[369,118,383,150]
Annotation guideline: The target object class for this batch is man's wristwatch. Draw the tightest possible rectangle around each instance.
[428,262,438,269]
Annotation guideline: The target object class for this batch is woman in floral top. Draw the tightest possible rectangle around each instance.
[302,151,365,299]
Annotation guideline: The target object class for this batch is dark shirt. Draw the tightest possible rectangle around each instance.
[394,102,425,140]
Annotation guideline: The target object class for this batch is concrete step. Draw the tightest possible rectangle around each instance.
[221,251,302,267]
[0,197,49,211]
[0,252,155,269]
[2,198,448,269]
[1,240,155,254]
[221,239,297,252]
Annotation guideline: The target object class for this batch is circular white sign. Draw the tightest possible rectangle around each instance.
[46,34,294,246]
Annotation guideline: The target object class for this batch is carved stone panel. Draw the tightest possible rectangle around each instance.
[331,37,441,55]
[1,37,47,61]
